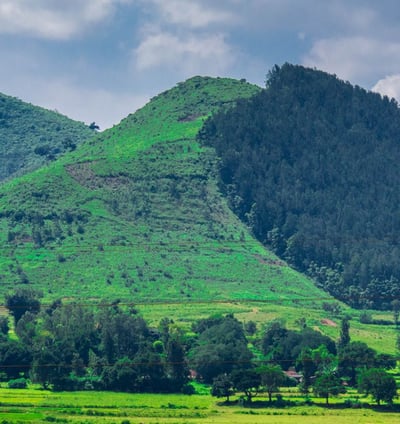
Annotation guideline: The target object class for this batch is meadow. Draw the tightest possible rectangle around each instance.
[0,386,399,424]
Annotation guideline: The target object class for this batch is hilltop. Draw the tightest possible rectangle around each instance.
[0,76,327,309]
[200,64,400,310]
[0,92,95,181]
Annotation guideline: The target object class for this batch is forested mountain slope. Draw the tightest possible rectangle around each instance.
[0,76,329,306]
[199,64,400,309]
[0,92,95,181]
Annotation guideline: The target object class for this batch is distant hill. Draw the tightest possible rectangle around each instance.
[0,92,95,181]
[0,76,329,308]
[199,64,400,309]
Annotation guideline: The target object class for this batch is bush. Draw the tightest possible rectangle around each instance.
[181,383,196,395]
[8,378,28,389]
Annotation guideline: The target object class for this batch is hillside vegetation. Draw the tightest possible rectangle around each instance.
[199,64,400,310]
[0,92,95,181]
[0,76,329,310]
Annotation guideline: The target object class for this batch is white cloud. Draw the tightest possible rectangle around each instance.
[372,74,400,102]
[134,31,234,75]
[0,74,148,129]
[149,0,235,28]
[303,36,400,83]
[35,79,149,129]
[0,0,130,39]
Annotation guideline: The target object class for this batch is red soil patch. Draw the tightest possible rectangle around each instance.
[320,318,337,327]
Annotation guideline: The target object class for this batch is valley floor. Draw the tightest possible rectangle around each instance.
[0,388,399,423]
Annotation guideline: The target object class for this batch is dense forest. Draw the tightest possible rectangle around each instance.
[0,289,397,405]
[199,64,400,309]
[0,92,95,181]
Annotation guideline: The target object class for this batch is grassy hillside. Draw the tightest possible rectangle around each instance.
[0,76,397,354]
[0,92,95,182]
[0,76,329,307]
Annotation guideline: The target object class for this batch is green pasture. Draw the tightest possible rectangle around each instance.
[0,387,399,423]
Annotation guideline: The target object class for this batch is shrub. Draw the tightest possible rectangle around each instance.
[8,378,28,389]
[181,383,196,395]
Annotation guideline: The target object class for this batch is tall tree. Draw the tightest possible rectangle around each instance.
[338,341,377,386]
[257,364,285,402]
[313,372,345,404]
[338,317,350,350]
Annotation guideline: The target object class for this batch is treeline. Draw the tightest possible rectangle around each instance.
[198,63,400,309]
[0,289,397,405]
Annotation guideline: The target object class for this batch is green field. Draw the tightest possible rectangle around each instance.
[0,387,399,423]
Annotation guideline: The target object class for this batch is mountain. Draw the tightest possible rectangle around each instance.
[0,92,95,182]
[0,76,329,308]
[199,64,400,310]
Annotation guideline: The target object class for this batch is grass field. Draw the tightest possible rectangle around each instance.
[0,387,399,423]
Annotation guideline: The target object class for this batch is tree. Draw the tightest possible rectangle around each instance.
[358,368,397,405]
[311,344,337,373]
[0,339,31,379]
[396,332,400,353]
[337,317,350,350]
[338,341,376,386]
[257,364,285,402]
[191,315,252,383]
[313,372,345,404]
[211,373,234,402]
[166,337,189,391]
[231,368,261,403]
[89,122,100,131]
[5,288,41,324]
[0,317,9,336]
[392,299,400,326]
[296,348,316,393]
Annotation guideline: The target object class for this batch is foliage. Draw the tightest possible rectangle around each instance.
[5,288,41,324]
[211,373,234,402]
[199,63,400,309]
[338,317,351,350]
[0,92,94,181]
[338,341,381,386]
[230,368,261,403]
[190,314,252,383]
[0,316,9,335]
[3,296,189,392]
[261,320,336,369]
[256,364,286,402]
[313,371,345,404]
[7,377,28,389]
[357,368,397,405]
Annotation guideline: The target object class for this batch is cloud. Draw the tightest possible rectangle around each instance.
[0,71,148,129]
[35,79,149,129]
[149,0,235,28]
[0,0,130,39]
[303,36,400,84]
[134,31,234,75]
[372,74,400,102]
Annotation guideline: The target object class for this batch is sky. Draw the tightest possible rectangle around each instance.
[1,0,400,129]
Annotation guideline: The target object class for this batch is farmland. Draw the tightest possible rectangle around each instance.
[0,387,399,423]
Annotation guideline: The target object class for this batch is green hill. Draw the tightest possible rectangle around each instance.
[0,92,95,182]
[199,64,400,310]
[0,76,328,308]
